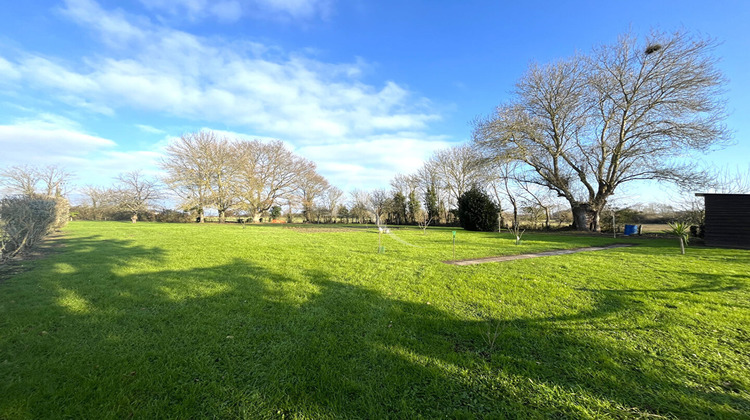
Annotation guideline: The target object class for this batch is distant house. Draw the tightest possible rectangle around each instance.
[695,193,750,249]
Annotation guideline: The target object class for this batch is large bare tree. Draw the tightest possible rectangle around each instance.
[161,131,215,222]
[205,135,240,223]
[235,139,309,220]
[295,165,329,222]
[474,31,729,230]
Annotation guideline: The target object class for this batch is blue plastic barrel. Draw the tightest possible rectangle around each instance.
[623,224,638,236]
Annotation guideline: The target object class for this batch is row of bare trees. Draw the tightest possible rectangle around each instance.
[160,130,336,223]
[381,144,567,230]
[77,171,162,222]
[0,165,73,199]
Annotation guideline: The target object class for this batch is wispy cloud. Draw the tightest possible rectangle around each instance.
[0,118,115,167]
[136,0,334,22]
[136,124,167,134]
[2,0,437,145]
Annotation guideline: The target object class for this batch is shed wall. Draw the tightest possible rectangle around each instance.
[703,195,750,249]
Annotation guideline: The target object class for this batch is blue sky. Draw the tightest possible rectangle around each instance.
[1,0,748,204]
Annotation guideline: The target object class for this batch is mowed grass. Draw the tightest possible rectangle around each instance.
[0,222,748,419]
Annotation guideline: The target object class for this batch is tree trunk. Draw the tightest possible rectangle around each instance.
[198,208,204,223]
[571,202,603,231]
[589,209,601,232]
[218,210,226,224]
[571,203,589,231]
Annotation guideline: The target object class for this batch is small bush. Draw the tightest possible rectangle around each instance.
[457,187,499,232]
[1,196,68,261]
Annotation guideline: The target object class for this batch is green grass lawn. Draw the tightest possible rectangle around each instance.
[1,221,748,419]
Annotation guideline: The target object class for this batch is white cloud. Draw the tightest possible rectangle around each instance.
[0,57,21,84]
[61,0,148,48]
[135,0,332,22]
[4,1,438,146]
[298,134,455,190]
[254,0,333,20]
[0,117,169,193]
[136,124,167,134]
[0,121,116,167]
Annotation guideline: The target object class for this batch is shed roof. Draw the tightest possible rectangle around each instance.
[695,193,750,197]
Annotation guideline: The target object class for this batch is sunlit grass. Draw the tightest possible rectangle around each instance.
[0,221,748,418]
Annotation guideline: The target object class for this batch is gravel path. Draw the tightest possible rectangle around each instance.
[443,243,635,266]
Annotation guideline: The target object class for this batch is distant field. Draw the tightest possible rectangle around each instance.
[638,223,671,234]
[1,221,748,418]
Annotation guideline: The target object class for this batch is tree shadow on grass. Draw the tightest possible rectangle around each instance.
[1,235,748,418]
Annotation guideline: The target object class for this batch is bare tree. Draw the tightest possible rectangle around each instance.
[325,186,344,223]
[474,31,729,231]
[428,144,485,205]
[369,189,391,226]
[205,136,240,223]
[349,189,372,224]
[390,173,419,196]
[38,165,73,198]
[0,165,40,196]
[161,131,215,222]
[114,171,161,222]
[415,208,432,234]
[483,159,522,231]
[80,185,117,220]
[517,180,557,229]
[295,165,329,223]
[707,164,750,193]
[235,140,308,221]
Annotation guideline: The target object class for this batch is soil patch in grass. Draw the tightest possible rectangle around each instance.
[444,243,636,265]
[283,226,361,233]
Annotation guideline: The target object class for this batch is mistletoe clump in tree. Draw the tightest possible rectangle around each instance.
[473,31,729,231]
[457,186,499,232]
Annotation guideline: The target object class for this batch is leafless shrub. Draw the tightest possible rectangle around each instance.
[0,196,68,262]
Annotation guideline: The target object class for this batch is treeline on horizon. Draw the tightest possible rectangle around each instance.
[0,133,707,231]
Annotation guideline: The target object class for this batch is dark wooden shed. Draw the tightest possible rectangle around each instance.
[695,193,750,249]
